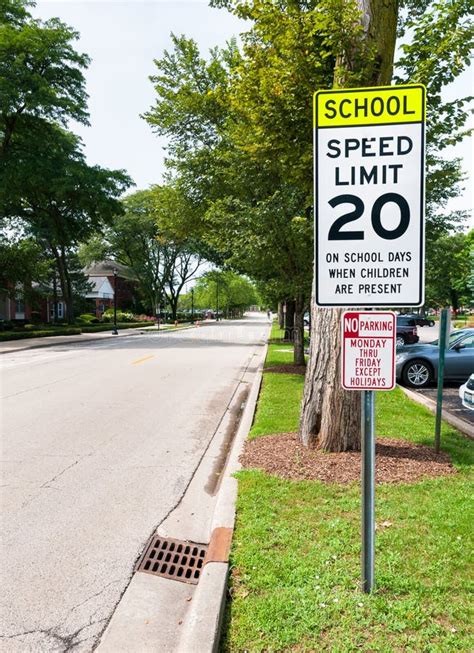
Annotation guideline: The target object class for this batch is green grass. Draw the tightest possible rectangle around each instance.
[224,470,473,652]
[266,321,310,365]
[224,350,474,651]
[270,322,286,340]
[249,373,305,439]
[264,343,295,368]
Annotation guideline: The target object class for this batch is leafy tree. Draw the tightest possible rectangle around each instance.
[80,188,205,318]
[425,230,473,310]
[1,125,131,322]
[144,32,315,363]
[187,270,259,317]
[0,234,51,291]
[145,0,472,450]
[0,0,89,155]
[0,1,132,322]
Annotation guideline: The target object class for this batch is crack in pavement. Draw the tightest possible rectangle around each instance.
[0,617,107,652]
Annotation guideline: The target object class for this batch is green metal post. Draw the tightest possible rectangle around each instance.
[361,389,376,593]
[435,309,448,454]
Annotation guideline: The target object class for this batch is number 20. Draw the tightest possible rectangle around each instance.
[327,193,410,241]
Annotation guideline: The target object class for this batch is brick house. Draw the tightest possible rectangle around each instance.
[0,261,139,323]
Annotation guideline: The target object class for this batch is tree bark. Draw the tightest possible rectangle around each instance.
[299,0,397,451]
[284,299,295,341]
[278,301,284,329]
[51,245,73,324]
[293,294,306,366]
[60,247,75,324]
[300,305,360,450]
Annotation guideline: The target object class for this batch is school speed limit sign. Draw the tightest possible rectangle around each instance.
[314,84,425,307]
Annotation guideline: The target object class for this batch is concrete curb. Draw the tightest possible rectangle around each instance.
[399,385,474,439]
[177,342,268,653]
[0,324,199,355]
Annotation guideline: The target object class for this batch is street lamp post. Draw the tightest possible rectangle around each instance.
[112,268,118,335]
[216,280,219,322]
[191,288,195,323]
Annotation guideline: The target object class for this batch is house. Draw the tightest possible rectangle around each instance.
[85,276,114,318]
[84,261,138,318]
[0,261,139,323]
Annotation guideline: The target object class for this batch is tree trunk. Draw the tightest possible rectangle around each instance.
[60,247,75,324]
[450,289,459,312]
[170,297,178,320]
[278,302,284,329]
[53,274,58,323]
[284,299,295,341]
[51,246,73,324]
[300,305,360,450]
[299,0,397,451]
[294,294,306,366]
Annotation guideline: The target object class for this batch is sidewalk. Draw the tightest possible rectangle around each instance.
[0,324,196,355]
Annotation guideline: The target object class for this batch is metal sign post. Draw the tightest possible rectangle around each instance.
[361,389,375,593]
[342,311,395,592]
[314,85,426,594]
[434,308,449,453]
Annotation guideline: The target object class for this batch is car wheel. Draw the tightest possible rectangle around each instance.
[429,320,435,327]
[396,335,406,347]
[402,359,433,388]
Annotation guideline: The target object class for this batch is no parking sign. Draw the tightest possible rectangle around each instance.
[342,311,396,390]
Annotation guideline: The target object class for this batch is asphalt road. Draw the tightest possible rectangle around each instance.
[0,316,268,652]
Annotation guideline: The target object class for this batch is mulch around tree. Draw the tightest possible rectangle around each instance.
[264,365,307,375]
[240,433,456,484]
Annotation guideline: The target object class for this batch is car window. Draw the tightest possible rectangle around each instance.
[457,335,474,349]
[397,317,416,326]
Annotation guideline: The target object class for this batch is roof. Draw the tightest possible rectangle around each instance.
[84,260,137,280]
[85,276,114,298]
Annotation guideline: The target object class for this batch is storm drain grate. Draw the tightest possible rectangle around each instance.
[136,535,208,585]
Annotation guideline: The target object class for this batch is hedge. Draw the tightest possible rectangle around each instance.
[0,328,82,341]
[81,322,150,333]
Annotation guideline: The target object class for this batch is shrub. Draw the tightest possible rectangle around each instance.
[79,313,99,323]
[102,309,135,322]
[0,328,82,341]
[0,320,14,331]
[81,322,147,333]
[134,314,156,322]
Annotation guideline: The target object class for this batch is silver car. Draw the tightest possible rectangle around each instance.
[396,328,474,388]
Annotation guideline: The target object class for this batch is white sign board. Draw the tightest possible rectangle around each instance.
[314,85,425,307]
[342,311,396,390]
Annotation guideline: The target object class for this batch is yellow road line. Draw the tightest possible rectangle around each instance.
[131,354,155,365]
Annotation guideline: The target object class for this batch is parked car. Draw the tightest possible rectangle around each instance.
[396,316,419,346]
[459,374,474,410]
[396,328,474,388]
[401,313,435,327]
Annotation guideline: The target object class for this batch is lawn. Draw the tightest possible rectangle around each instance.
[223,353,474,651]
[264,321,309,368]
[249,373,305,438]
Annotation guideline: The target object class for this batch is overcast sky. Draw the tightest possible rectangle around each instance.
[35,1,472,220]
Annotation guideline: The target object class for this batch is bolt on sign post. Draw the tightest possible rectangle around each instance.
[314,85,426,593]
